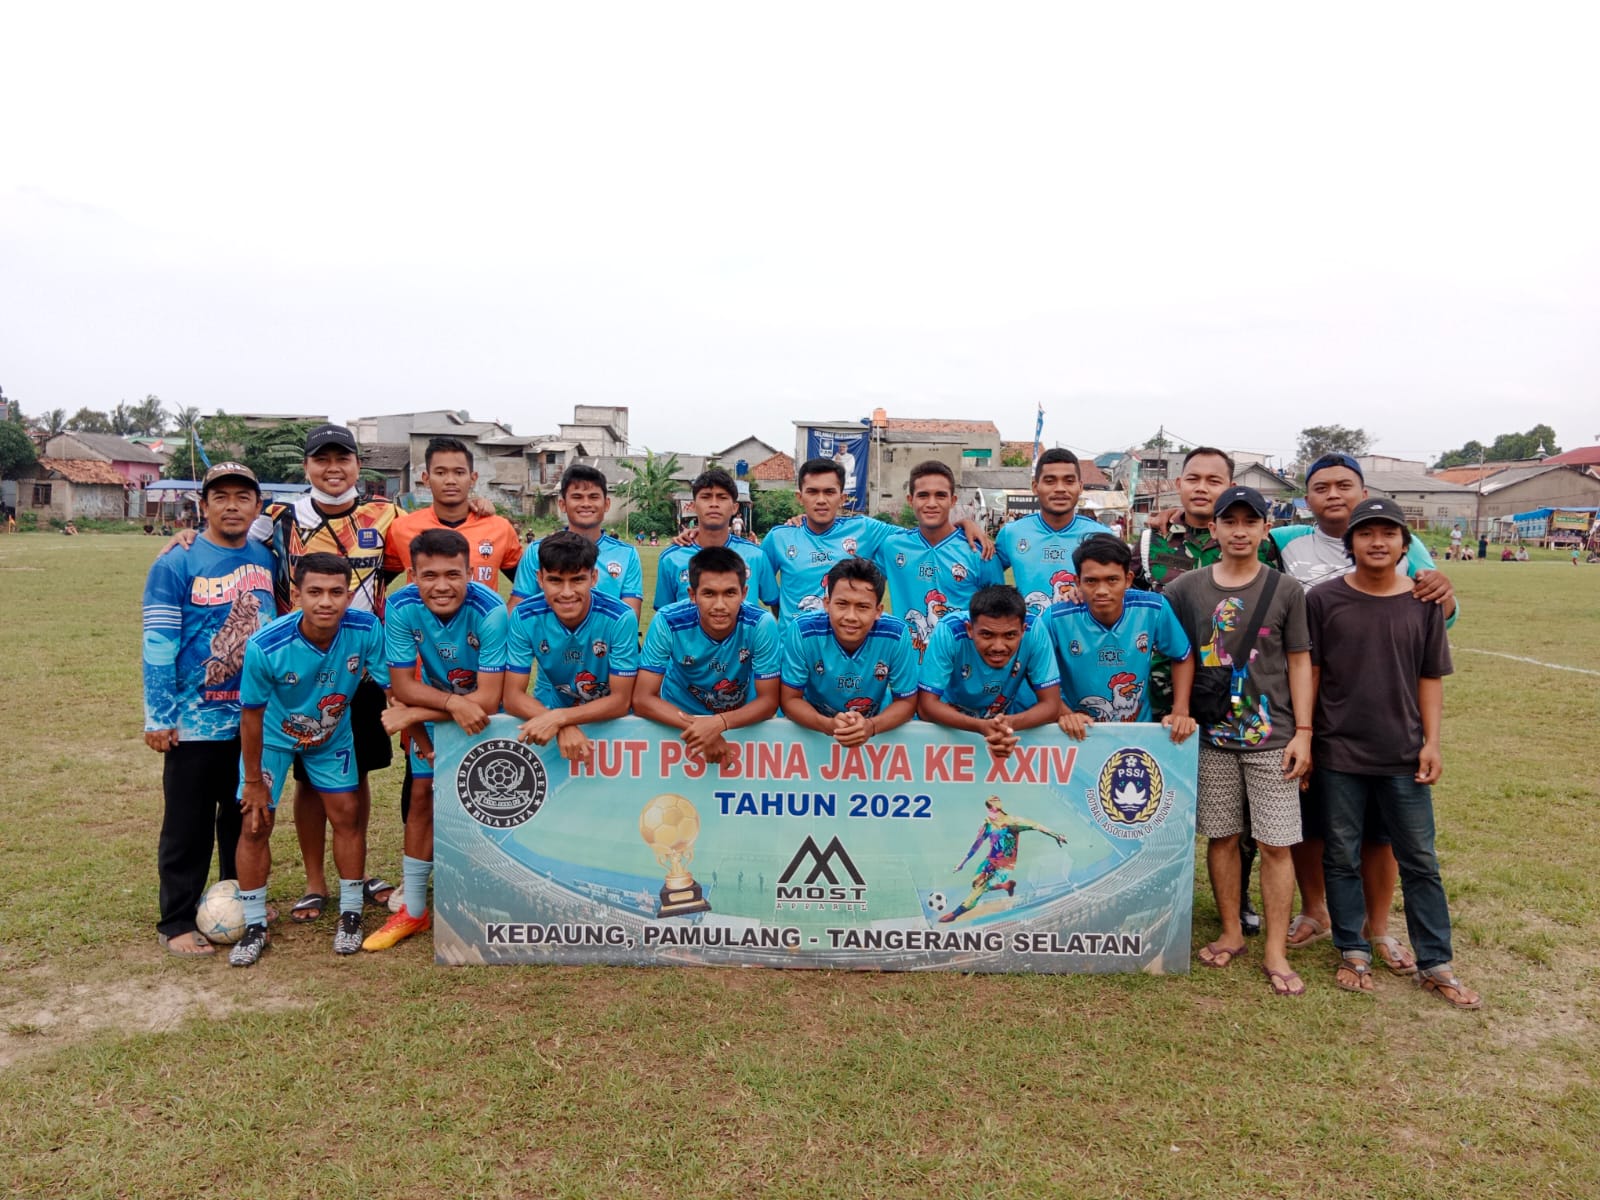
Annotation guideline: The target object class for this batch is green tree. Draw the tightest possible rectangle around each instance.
[39,409,68,437]
[0,421,38,480]
[1001,449,1031,467]
[127,394,167,436]
[1297,424,1372,466]
[617,449,682,535]
[749,480,800,531]
[109,402,137,436]
[69,408,113,434]
[1434,424,1562,468]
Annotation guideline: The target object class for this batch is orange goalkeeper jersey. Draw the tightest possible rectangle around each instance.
[384,507,525,587]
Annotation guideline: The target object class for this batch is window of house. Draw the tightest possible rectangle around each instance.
[32,483,52,507]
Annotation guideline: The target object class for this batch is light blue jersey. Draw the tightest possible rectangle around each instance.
[384,581,509,693]
[509,531,644,606]
[878,527,1004,656]
[142,535,276,740]
[1044,590,1192,724]
[918,611,1060,718]
[639,600,781,714]
[653,537,778,611]
[995,512,1116,615]
[241,610,390,755]
[760,516,897,622]
[505,591,640,709]
[779,612,918,718]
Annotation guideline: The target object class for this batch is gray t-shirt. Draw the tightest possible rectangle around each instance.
[1165,564,1310,753]
[1307,578,1453,775]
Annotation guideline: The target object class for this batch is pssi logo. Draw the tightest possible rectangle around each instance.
[1087,747,1169,839]
[775,836,867,910]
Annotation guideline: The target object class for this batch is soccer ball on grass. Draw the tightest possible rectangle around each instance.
[195,880,247,944]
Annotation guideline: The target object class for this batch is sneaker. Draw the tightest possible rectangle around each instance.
[386,886,407,915]
[1240,898,1263,937]
[362,908,431,951]
[333,911,364,955]
[229,924,270,967]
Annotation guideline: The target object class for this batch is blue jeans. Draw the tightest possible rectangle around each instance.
[1317,767,1454,971]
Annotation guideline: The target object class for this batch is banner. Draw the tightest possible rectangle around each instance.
[803,426,870,513]
[434,717,1198,974]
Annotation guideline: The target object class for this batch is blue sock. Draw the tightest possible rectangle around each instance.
[339,878,364,916]
[402,855,432,917]
[241,887,268,929]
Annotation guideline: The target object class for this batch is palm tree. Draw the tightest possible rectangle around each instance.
[171,406,204,478]
[69,408,113,434]
[109,402,136,436]
[128,395,167,436]
[41,409,68,437]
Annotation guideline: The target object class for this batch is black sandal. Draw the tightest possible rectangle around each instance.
[290,892,328,923]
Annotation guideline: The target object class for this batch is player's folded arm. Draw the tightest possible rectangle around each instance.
[722,676,781,730]
[778,682,836,734]
[917,686,988,733]
[631,670,689,730]
[1007,681,1063,732]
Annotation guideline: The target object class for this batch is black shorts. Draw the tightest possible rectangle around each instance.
[292,678,393,783]
[1299,770,1391,845]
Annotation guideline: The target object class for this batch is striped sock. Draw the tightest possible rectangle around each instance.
[339,878,364,916]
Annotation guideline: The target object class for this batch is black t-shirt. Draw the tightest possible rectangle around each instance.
[1306,578,1453,775]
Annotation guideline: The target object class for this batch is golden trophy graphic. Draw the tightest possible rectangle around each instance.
[639,793,712,917]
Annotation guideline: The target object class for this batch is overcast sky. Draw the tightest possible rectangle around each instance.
[4,3,1598,467]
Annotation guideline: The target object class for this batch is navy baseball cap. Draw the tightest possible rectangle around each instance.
[1306,452,1364,482]
[1213,485,1270,520]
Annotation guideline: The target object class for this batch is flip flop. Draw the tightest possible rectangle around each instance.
[1369,935,1417,975]
[158,931,216,957]
[1286,914,1330,948]
[290,892,329,923]
[1335,957,1374,993]
[1199,940,1247,969]
[1262,965,1306,997]
[363,877,395,907]
[1417,970,1482,1010]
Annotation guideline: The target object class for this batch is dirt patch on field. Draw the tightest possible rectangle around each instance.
[0,960,305,1069]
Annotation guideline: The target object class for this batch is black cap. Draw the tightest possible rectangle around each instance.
[305,423,359,457]
[1345,496,1409,532]
[1213,485,1270,520]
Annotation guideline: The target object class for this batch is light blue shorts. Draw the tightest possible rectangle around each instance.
[238,743,359,809]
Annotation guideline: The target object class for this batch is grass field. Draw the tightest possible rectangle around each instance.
[1,534,1596,1199]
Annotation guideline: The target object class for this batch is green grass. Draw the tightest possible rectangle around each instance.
[1,536,1596,1199]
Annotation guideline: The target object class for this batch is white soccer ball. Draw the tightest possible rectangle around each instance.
[926,892,947,913]
[195,880,247,944]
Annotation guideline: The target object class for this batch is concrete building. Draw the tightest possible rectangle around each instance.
[42,433,165,488]
[712,436,781,479]
[1360,471,1478,528]
[560,406,629,457]
[1473,464,1600,526]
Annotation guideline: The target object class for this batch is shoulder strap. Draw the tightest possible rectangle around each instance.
[1231,567,1281,666]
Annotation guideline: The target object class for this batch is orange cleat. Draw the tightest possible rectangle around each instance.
[361,908,431,951]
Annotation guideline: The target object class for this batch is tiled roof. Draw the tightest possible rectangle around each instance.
[1545,446,1600,467]
[748,451,796,482]
[36,457,129,485]
[886,418,1000,435]
[48,433,165,464]
[359,443,411,471]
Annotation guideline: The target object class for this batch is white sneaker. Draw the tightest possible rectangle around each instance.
[387,886,406,914]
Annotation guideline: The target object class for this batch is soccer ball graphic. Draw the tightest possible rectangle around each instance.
[925,892,947,914]
[195,880,247,944]
[478,757,522,794]
[639,793,701,856]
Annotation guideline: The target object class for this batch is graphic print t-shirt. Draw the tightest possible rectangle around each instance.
[917,611,1059,717]
[504,591,640,709]
[142,536,277,739]
[879,528,1004,657]
[258,496,398,618]
[1164,565,1308,752]
[384,582,509,694]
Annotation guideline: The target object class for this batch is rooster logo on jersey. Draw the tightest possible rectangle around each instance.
[554,670,609,704]
[688,678,745,713]
[447,668,477,695]
[1078,671,1142,724]
[905,588,950,656]
[282,693,349,749]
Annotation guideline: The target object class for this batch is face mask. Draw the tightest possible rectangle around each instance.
[311,485,359,507]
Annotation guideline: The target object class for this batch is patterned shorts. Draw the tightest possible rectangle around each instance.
[1197,745,1303,847]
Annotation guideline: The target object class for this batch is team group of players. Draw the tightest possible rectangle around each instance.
[142,425,1477,1007]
